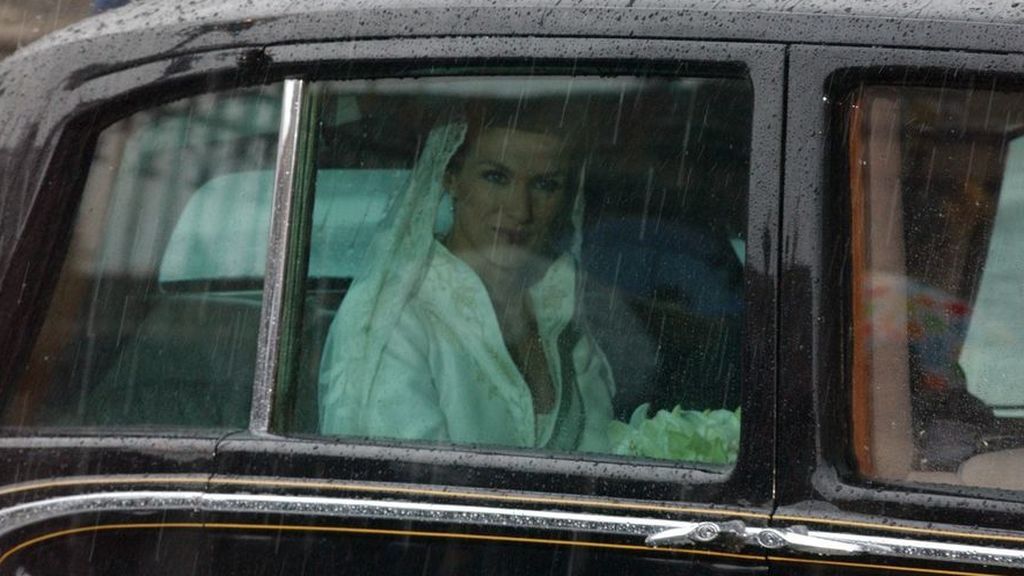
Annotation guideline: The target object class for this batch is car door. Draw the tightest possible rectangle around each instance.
[775,44,1024,575]
[0,24,784,576]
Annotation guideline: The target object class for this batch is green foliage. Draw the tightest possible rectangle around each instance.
[608,404,741,465]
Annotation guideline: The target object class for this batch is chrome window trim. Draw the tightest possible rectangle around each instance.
[230,38,783,499]
[252,78,313,433]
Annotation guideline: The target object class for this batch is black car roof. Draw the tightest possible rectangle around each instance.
[2,0,1023,275]
[15,0,1024,65]
[5,0,1024,131]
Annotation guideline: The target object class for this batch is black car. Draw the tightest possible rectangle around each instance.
[2,1,1024,574]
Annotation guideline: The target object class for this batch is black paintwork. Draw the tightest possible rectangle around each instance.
[0,507,771,576]
[1,1,1024,574]
[0,31,782,510]
[780,44,1024,531]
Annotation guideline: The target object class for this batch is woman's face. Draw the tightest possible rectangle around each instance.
[445,126,571,274]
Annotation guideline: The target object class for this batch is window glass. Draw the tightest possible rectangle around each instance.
[2,85,282,430]
[849,82,1024,490]
[284,74,751,466]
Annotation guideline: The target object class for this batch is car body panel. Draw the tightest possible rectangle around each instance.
[1,1,1024,574]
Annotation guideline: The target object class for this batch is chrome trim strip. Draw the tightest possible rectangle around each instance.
[0,491,205,535]
[202,493,688,537]
[798,527,1024,566]
[0,490,694,541]
[2,490,1024,569]
[252,79,309,432]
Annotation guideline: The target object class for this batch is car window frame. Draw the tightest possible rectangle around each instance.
[781,44,1024,536]
[224,36,782,506]
[0,36,782,509]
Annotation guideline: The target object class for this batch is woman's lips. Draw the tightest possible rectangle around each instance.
[494,227,529,245]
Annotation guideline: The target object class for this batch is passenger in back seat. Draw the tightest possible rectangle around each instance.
[318,100,615,452]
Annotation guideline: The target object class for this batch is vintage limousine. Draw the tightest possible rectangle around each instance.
[2,0,1024,574]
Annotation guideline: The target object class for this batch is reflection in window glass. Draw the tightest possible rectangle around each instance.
[286,75,751,465]
[849,83,1024,490]
[2,85,281,430]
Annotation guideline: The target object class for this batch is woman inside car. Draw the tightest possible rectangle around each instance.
[318,98,615,452]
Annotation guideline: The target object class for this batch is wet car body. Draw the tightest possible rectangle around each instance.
[3,1,1024,574]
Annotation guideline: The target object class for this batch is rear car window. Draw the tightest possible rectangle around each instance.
[847,82,1024,490]
[1,86,281,430]
[2,71,754,471]
[280,74,751,467]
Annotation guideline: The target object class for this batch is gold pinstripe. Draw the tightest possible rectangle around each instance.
[0,522,1010,575]
[0,522,761,567]
[2,475,1023,545]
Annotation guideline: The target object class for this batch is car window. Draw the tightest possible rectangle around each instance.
[847,82,1024,490]
[278,73,751,467]
[1,85,281,430]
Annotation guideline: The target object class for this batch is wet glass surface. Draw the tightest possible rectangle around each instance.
[0,69,754,469]
[291,73,751,466]
[1,85,282,431]
[848,83,1024,490]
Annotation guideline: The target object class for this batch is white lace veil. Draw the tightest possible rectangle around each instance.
[318,120,466,430]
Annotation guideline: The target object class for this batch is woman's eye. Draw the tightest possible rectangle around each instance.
[481,170,509,185]
[532,178,564,194]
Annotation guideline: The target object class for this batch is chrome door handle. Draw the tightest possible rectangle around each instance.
[647,521,892,556]
[752,526,893,556]
[646,520,748,547]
